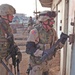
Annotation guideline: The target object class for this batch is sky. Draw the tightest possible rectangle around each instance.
[0,0,50,17]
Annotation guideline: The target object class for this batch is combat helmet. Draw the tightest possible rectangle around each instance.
[0,4,16,16]
[38,11,57,22]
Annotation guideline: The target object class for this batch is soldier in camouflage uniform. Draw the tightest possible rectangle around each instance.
[26,11,64,75]
[27,16,34,33]
[0,4,16,60]
[0,4,16,74]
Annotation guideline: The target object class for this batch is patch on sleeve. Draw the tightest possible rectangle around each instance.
[31,30,37,34]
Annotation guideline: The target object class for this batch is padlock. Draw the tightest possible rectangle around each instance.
[69,34,74,44]
[70,22,74,26]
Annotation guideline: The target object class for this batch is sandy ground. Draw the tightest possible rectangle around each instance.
[19,53,29,75]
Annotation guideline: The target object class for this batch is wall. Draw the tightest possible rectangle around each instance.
[68,0,75,75]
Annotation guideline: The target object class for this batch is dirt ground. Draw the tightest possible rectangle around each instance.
[19,53,29,75]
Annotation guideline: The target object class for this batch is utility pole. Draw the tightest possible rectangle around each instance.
[35,0,37,16]
[33,0,40,19]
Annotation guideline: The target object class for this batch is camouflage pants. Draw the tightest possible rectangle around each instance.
[29,65,43,75]
[29,58,50,75]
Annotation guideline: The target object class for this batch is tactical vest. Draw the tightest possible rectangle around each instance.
[30,24,58,65]
[0,19,10,58]
[35,24,57,50]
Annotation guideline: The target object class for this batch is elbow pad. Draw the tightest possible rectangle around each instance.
[26,42,37,55]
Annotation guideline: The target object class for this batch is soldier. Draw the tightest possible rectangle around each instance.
[0,4,22,75]
[27,16,34,33]
[0,4,16,60]
[28,16,34,26]
[26,11,65,75]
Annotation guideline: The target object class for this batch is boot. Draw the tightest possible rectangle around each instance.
[42,71,49,75]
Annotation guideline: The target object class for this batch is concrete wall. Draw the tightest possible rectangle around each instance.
[52,0,75,75]
[68,0,75,75]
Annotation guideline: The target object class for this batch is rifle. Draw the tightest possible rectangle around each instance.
[9,44,21,75]
[39,32,69,63]
[26,64,32,75]
[0,17,22,75]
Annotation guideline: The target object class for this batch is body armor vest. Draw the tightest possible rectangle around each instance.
[0,19,10,58]
[35,24,57,50]
[30,24,58,64]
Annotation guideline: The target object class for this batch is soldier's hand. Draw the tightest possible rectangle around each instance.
[60,32,69,44]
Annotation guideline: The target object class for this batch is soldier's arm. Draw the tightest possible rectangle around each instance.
[55,32,67,49]
[26,28,43,56]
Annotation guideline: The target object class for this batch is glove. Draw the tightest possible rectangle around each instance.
[26,42,37,55]
[60,33,69,44]
[60,38,67,44]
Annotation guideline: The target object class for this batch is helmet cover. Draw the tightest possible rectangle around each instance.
[38,11,57,22]
[0,4,16,16]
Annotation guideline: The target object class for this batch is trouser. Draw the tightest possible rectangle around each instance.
[29,55,50,75]
[29,58,49,75]
[29,67,49,75]
[29,66,43,75]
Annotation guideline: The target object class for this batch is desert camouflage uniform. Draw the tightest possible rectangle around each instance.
[0,4,16,75]
[0,4,16,60]
[27,24,60,75]
[26,10,64,75]
[0,19,12,59]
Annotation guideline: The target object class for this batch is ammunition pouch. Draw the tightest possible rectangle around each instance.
[0,43,8,58]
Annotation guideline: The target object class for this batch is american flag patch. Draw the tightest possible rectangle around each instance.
[31,30,37,34]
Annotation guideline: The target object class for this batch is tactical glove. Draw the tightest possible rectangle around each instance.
[60,32,69,44]
[26,42,37,55]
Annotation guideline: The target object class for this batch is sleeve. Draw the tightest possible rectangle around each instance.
[27,28,39,43]
[6,24,14,44]
[26,28,43,56]
[26,28,39,55]
[52,29,58,45]
[7,23,13,34]
[52,29,64,49]
[54,32,64,49]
